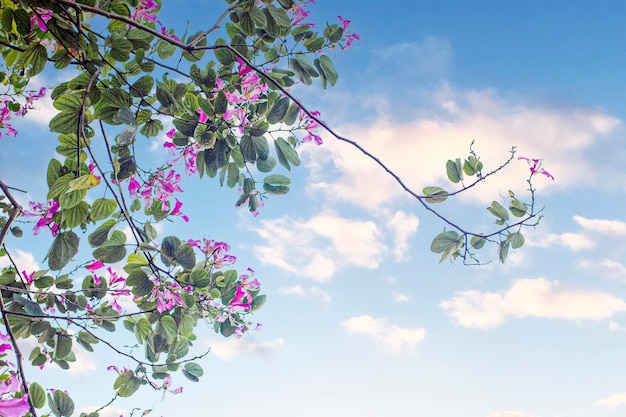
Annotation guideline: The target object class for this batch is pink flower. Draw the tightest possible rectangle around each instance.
[197,109,208,123]
[518,157,554,180]
[31,8,53,32]
[20,270,35,286]
[149,283,185,313]
[299,109,323,145]
[85,260,105,285]
[187,238,236,266]
[170,199,189,222]
[337,16,360,50]
[0,374,29,417]
[0,396,29,417]
[21,199,60,236]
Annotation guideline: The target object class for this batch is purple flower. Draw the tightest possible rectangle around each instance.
[518,156,554,180]
[21,199,60,236]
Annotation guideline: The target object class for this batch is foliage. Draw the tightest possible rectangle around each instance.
[0,0,551,416]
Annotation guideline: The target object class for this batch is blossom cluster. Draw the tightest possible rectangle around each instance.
[21,199,60,236]
[85,261,131,314]
[131,0,179,41]
[0,331,29,417]
[128,168,189,222]
[0,88,46,138]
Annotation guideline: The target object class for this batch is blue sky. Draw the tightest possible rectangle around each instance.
[3,2,626,417]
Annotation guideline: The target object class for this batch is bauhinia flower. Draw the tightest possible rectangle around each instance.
[0,374,29,417]
[337,16,360,50]
[299,109,323,145]
[518,156,554,180]
[21,199,60,236]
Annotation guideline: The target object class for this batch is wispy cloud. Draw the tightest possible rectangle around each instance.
[279,285,332,310]
[392,292,412,303]
[573,215,626,237]
[578,259,626,279]
[526,232,595,251]
[0,249,40,273]
[594,392,626,409]
[252,211,386,281]
[440,278,626,329]
[341,315,426,353]
[489,412,540,417]
[207,338,285,361]
[305,85,620,211]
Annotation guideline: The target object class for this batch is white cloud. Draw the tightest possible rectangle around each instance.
[489,412,540,417]
[310,286,332,310]
[526,232,595,251]
[208,338,285,361]
[578,259,626,279]
[306,86,620,210]
[440,278,626,329]
[279,285,331,310]
[609,321,621,332]
[66,347,98,377]
[253,211,386,281]
[341,315,426,353]
[392,292,412,303]
[0,249,40,273]
[385,210,419,261]
[574,215,626,237]
[279,285,306,296]
[594,392,626,409]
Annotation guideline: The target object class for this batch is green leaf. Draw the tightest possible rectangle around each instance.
[267,4,291,27]
[252,136,270,160]
[179,315,195,338]
[446,158,463,183]
[316,55,338,87]
[499,241,510,263]
[30,382,46,409]
[93,245,127,264]
[256,156,276,172]
[19,43,48,76]
[507,232,525,249]
[160,315,178,344]
[263,183,289,195]
[284,103,300,126]
[47,159,63,188]
[487,201,509,222]
[49,389,74,417]
[295,53,319,78]
[58,188,87,209]
[131,75,154,97]
[250,294,266,312]
[274,137,300,170]
[509,199,528,218]
[88,219,116,247]
[264,174,291,186]
[48,232,79,271]
[114,371,141,397]
[175,244,196,270]
[117,125,139,146]
[50,111,80,134]
[423,186,449,204]
[63,201,89,229]
[219,320,237,338]
[54,333,73,360]
[1,8,13,32]
[91,199,117,221]
[430,230,461,255]
[266,96,290,124]
[470,235,486,250]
